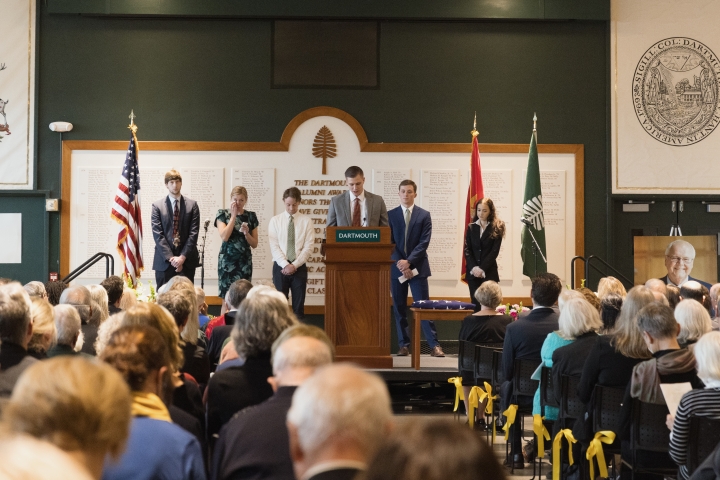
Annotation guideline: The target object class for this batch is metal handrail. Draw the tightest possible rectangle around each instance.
[569,256,586,289]
[584,255,634,289]
[62,252,114,283]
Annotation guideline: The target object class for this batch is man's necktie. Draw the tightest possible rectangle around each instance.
[352,197,361,227]
[287,215,296,263]
[404,208,411,254]
[172,200,180,247]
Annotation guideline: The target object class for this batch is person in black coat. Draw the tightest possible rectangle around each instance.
[464,198,506,311]
[205,287,297,441]
[500,272,562,469]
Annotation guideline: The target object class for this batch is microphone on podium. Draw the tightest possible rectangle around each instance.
[203,219,210,230]
[520,217,532,227]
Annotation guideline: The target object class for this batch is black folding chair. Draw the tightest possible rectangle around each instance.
[621,399,677,479]
[590,385,625,478]
[458,340,478,385]
[686,415,720,476]
[473,345,503,440]
[532,366,557,480]
[507,358,540,473]
[550,375,584,479]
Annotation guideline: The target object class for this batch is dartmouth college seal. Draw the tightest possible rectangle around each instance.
[633,37,720,146]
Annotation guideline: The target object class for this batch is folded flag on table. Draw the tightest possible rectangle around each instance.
[411,300,475,310]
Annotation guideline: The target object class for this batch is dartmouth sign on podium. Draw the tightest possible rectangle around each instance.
[335,229,381,242]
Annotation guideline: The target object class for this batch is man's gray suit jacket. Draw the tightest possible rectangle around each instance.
[326,190,389,228]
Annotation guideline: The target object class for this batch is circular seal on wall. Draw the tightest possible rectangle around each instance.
[632,37,720,146]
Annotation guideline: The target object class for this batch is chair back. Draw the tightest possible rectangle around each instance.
[474,344,503,384]
[631,399,670,452]
[559,375,584,422]
[540,366,559,409]
[687,415,720,475]
[491,348,505,389]
[592,385,625,434]
[458,340,477,380]
[512,358,540,398]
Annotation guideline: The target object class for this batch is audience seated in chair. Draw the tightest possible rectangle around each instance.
[364,417,507,480]
[101,325,206,480]
[213,324,334,480]
[0,282,37,397]
[1,356,132,480]
[0,434,96,480]
[598,275,627,300]
[100,275,125,315]
[668,331,720,479]
[675,299,712,348]
[26,297,56,359]
[47,304,84,358]
[287,363,393,480]
[599,293,623,334]
[500,272,562,469]
[59,285,97,356]
[206,279,253,367]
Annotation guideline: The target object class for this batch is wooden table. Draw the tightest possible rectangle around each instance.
[410,307,474,370]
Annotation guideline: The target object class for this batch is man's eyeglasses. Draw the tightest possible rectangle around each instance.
[666,256,694,265]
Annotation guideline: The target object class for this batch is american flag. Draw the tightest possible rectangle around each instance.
[111,131,144,286]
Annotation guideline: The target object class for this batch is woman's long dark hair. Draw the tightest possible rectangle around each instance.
[472,198,506,239]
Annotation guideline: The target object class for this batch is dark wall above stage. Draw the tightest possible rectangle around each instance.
[25,4,610,284]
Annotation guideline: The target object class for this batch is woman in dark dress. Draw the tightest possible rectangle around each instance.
[458,280,512,420]
[464,198,505,311]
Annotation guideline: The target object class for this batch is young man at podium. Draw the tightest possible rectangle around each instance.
[326,166,388,228]
[388,180,443,357]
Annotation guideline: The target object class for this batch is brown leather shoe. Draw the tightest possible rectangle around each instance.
[431,345,445,357]
[397,346,410,356]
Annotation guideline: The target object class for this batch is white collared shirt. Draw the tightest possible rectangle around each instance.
[475,219,488,237]
[167,194,181,212]
[666,276,688,287]
[268,211,314,268]
[402,204,414,219]
[349,191,368,226]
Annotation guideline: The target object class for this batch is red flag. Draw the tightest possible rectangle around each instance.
[111,128,144,286]
[461,129,484,283]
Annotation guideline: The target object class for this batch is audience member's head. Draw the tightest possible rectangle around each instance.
[118,288,138,311]
[28,298,56,355]
[44,281,68,306]
[121,303,183,372]
[94,313,124,356]
[165,277,199,345]
[612,285,655,359]
[693,331,720,386]
[0,282,33,348]
[0,434,94,480]
[710,284,720,319]
[637,303,680,352]
[557,289,583,311]
[599,293,623,333]
[287,364,393,479]
[651,290,670,306]
[100,276,125,308]
[557,297,602,340]
[2,356,131,479]
[576,287,601,312]
[232,286,297,359]
[195,286,207,315]
[364,418,507,480]
[269,336,333,391]
[271,323,335,360]
[679,280,704,304]
[157,290,193,338]
[101,325,173,401]
[666,285,681,309]
[54,304,82,348]
[226,279,253,310]
[701,284,713,315]
[674,299,712,346]
[23,281,47,300]
[87,284,109,327]
[474,281,503,310]
[644,278,668,297]
[59,285,93,325]
[597,276,627,300]
[530,273,562,307]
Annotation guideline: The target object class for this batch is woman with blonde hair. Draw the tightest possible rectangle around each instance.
[216,185,259,298]
[27,297,56,359]
[1,356,132,480]
[597,276,627,300]
[675,298,712,347]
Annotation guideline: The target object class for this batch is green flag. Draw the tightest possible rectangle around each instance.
[520,130,547,278]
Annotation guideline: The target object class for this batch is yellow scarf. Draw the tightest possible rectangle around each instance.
[131,392,172,422]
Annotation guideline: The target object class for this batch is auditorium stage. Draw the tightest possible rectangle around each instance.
[369,354,458,414]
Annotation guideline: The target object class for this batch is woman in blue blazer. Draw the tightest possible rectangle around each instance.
[464,198,506,311]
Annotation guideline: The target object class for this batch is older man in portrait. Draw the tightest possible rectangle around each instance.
[659,239,712,290]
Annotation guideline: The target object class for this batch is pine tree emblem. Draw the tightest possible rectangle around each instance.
[312,126,336,175]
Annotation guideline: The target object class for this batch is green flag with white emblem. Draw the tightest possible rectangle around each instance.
[521,125,547,278]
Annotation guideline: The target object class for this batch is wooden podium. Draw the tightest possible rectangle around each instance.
[323,226,394,368]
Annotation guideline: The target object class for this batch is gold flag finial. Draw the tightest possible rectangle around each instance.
[128,109,138,134]
[533,112,537,132]
[471,111,479,138]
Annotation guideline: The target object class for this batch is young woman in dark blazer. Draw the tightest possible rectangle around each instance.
[464,198,506,311]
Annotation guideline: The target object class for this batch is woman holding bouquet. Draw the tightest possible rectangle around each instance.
[464,198,506,311]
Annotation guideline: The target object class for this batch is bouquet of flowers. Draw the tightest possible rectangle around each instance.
[496,302,530,320]
[124,275,156,303]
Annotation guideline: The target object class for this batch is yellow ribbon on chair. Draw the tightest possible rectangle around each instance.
[481,382,497,415]
[552,429,577,480]
[533,414,550,459]
[502,404,518,441]
[448,377,464,412]
[586,430,616,480]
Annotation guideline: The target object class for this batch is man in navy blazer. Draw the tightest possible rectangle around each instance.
[151,169,200,288]
[388,180,442,357]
